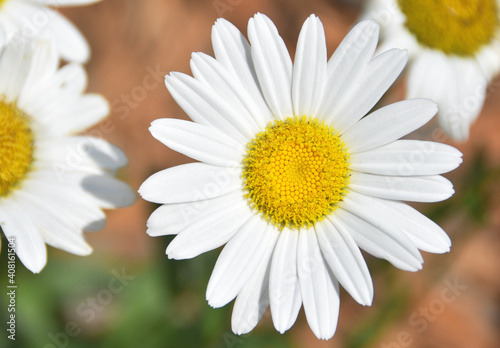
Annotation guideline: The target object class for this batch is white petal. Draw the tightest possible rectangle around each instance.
[438,61,485,141]
[165,72,253,142]
[342,99,438,153]
[45,8,90,63]
[232,246,272,335]
[0,37,33,100]
[139,163,241,204]
[269,228,302,333]
[36,136,127,172]
[326,20,378,78]
[248,13,293,119]
[149,192,243,237]
[15,191,92,255]
[211,18,273,127]
[147,202,203,237]
[21,34,59,96]
[50,63,87,95]
[81,175,136,208]
[19,62,87,125]
[21,178,106,231]
[52,94,109,135]
[319,20,379,128]
[325,48,407,133]
[0,199,47,273]
[349,172,454,202]
[190,52,269,130]
[366,197,451,253]
[349,140,463,176]
[297,229,340,340]
[292,14,327,117]
[149,118,242,167]
[166,194,253,259]
[315,219,373,306]
[337,197,423,271]
[407,53,486,141]
[32,0,101,5]
[207,215,279,308]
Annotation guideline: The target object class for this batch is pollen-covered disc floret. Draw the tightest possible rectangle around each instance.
[242,116,350,230]
[0,99,33,197]
[398,0,499,56]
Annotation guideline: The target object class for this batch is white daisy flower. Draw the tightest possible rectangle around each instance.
[0,0,101,63]
[364,0,500,141]
[139,14,462,340]
[0,36,135,273]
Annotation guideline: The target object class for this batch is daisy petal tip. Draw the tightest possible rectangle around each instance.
[78,243,93,256]
[165,248,176,259]
[357,19,379,36]
[25,258,47,274]
[231,326,248,336]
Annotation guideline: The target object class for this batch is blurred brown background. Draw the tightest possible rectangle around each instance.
[30,0,500,347]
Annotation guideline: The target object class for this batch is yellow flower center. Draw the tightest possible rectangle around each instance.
[0,0,6,8]
[242,116,350,230]
[398,0,499,56]
[0,99,34,197]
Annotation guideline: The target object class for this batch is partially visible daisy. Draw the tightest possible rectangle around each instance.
[0,0,101,63]
[0,36,135,273]
[364,0,500,141]
[140,14,462,339]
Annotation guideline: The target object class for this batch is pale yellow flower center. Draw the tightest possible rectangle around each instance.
[242,116,350,230]
[398,0,499,56]
[0,99,34,197]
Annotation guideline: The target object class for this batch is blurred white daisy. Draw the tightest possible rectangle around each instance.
[0,0,101,63]
[140,14,462,340]
[0,36,135,273]
[365,0,500,141]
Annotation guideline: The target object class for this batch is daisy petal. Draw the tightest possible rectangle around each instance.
[139,163,241,204]
[149,118,242,167]
[191,52,268,129]
[326,20,378,78]
[22,178,106,230]
[349,172,454,202]
[207,215,279,308]
[232,249,272,335]
[368,196,451,253]
[319,20,379,128]
[52,94,110,136]
[21,35,59,95]
[166,194,253,259]
[0,199,47,273]
[292,14,327,117]
[339,196,424,271]
[147,202,202,237]
[45,8,90,63]
[315,219,373,306]
[82,175,136,208]
[0,36,32,100]
[297,229,340,340]
[409,54,486,141]
[342,99,438,153]
[211,18,273,127]
[32,0,100,5]
[269,228,302,333]
[36,136,127,172]
[17,191,92,255]
[165,72,253,141]
[349,140,463,176]
[327,48,407,133]
[149,193,244,237]
[248,13,293,119]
